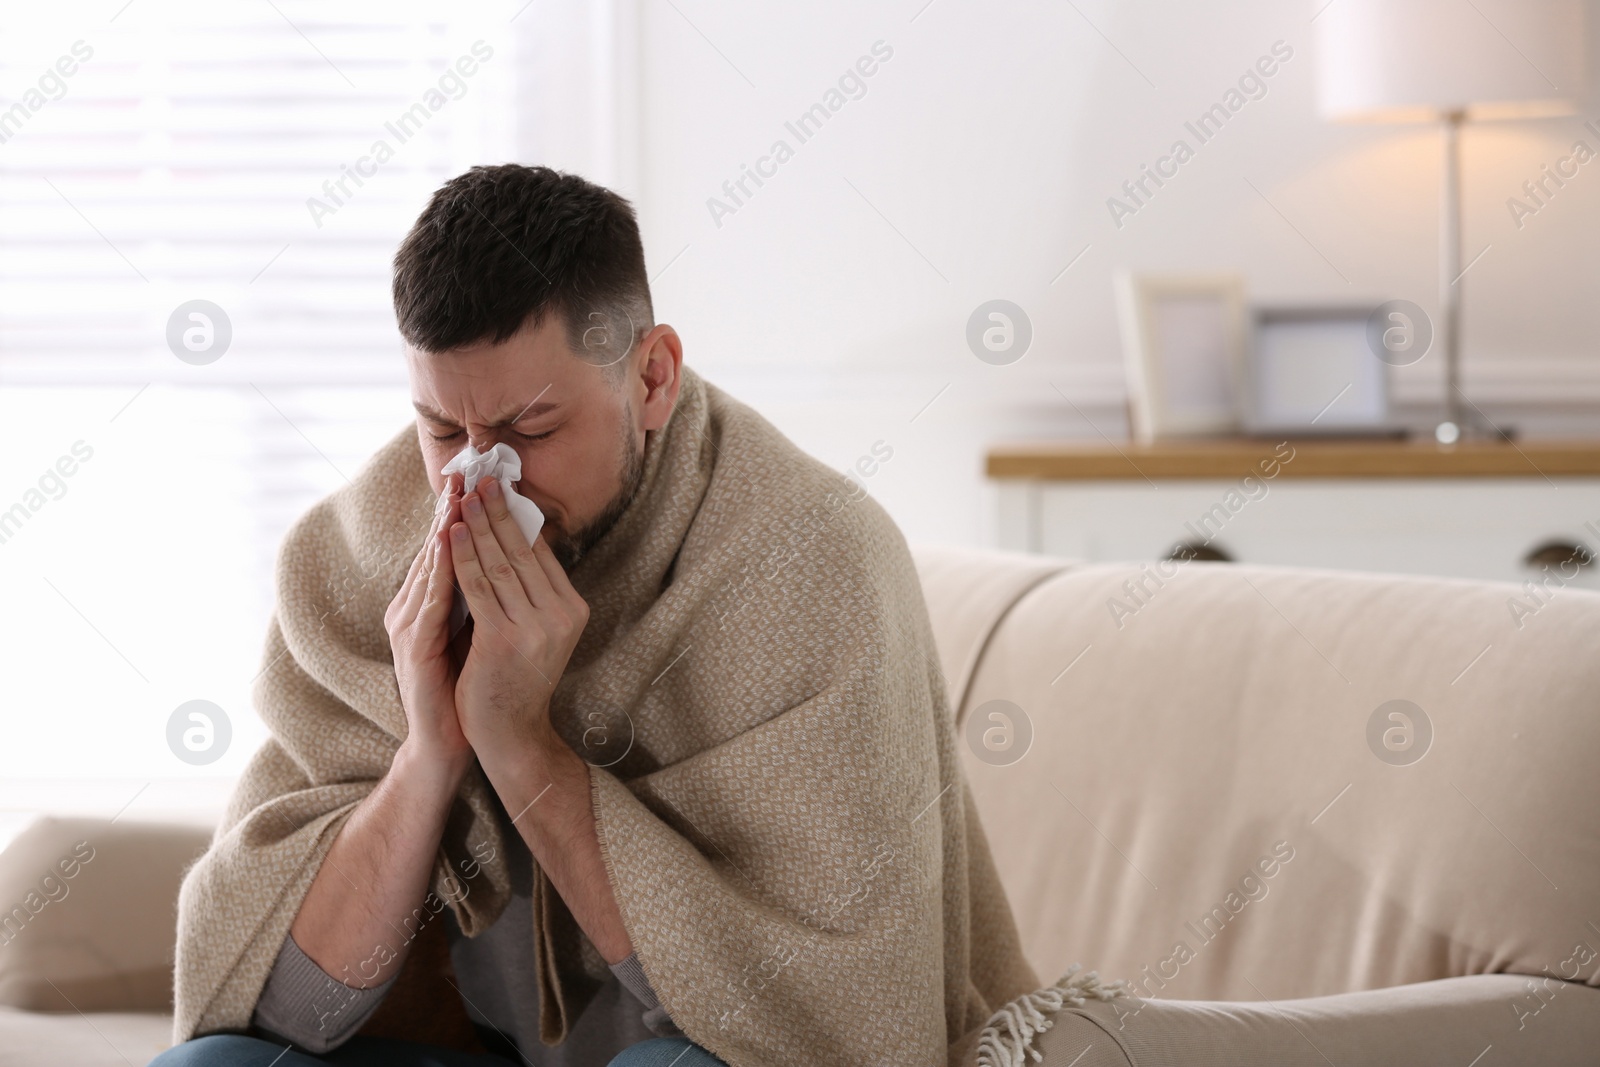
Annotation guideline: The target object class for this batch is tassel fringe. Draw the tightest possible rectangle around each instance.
[973,964,1128,1067]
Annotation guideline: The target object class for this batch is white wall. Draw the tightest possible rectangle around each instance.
[625,0,1600,548]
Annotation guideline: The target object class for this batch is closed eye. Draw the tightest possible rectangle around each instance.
[427,428,555,442]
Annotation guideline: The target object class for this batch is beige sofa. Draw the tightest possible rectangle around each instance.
[3,547,1598,1065]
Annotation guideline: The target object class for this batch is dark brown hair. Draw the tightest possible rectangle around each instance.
[393,164,652,369]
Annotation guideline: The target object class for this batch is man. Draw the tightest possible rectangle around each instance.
[158,165,1038,1067]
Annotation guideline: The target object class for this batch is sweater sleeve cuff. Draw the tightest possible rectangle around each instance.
[609,953,682,1038]
[608,952,658,1008]
[251,931,398,1053]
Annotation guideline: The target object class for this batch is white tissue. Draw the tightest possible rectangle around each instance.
[438,442,546,637]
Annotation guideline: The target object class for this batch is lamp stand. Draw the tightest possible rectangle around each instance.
[1437,110,1510,443]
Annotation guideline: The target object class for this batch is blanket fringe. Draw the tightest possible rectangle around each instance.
[973,964,1128,1067]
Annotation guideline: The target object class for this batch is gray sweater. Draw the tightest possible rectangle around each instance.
[250,821,677,1062]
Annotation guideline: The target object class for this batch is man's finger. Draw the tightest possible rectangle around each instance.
[461,488,536,622]
[399,521,431,593]
[478,479,557,610]
[400,478,453,600]
[418,521,456,638]
[392,510,441,629]
[396,480,458,629]
[423,482,465,621]
[448,520,513,635]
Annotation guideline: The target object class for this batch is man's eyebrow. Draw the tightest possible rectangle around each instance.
[411,399,559,427]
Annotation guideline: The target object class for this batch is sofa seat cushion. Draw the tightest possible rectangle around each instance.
[1018,975,1600,1066]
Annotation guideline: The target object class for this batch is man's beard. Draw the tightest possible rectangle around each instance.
[543,422,646,571]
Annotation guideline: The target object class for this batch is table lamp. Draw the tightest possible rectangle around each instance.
[1314,0,1585,442]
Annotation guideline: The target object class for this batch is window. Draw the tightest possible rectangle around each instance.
[0,1,540,832]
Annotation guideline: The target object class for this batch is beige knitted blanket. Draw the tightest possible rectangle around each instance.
[173,364,1039,1065]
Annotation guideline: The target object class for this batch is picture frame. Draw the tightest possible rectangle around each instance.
[1244,305,1397,436]
[1115,271,1247,442]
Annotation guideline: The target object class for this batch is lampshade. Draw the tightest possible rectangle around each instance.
[1315,0,1585,122]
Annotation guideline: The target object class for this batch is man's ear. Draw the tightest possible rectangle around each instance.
[634,324,683,433]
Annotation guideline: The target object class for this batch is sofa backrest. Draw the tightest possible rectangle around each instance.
[911,545,1600,1001]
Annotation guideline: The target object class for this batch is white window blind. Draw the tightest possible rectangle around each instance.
[0,1,526,814]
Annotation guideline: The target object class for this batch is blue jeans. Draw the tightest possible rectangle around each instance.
[149,1034,726,1067]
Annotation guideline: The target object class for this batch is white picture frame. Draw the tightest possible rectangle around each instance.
[1245,306,1395,436]
[1115,271,1247,443]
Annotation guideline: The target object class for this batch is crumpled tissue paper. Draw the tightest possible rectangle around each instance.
[438,442,545,637]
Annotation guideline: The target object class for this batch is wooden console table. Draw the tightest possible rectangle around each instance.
[985,439,1600,582]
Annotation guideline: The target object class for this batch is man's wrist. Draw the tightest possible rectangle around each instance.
[475,726,590,839]
[391,738,472,802]
[463,700,564,774]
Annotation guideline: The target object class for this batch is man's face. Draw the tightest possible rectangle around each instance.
[406,313,678,570]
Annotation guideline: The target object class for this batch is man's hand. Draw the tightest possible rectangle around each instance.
[290,475,481,989]
[445,475,589,753]
[384,471,473,778]
[444,476,633,964]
